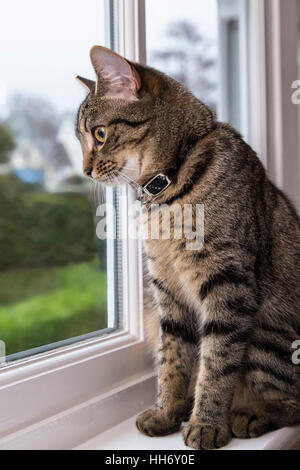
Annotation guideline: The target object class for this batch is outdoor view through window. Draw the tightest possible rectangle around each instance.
[0,0,108,359]
[146,0,244,134]
[146,0,218,112]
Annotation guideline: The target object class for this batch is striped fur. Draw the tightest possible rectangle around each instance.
[76,47,300,449]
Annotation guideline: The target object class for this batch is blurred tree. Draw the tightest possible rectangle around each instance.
[0,124,15,164]
[151,20,217,110]
[5,94,72,170]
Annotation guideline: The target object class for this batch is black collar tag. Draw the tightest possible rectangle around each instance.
[142,174,172,197]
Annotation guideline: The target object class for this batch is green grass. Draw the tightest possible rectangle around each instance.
[0,260,107,356]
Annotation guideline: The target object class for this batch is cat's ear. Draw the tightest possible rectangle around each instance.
[76,76,96,92]
[90,45,141,101]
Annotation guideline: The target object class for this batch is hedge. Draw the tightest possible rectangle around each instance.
[0,174,104,269]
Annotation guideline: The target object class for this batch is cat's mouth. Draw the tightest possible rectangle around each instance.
[91,157,140,188]
[92,161,126,185]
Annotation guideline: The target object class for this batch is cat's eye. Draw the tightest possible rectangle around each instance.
[94,126,106,144]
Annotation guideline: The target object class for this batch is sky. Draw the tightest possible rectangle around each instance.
[0,0,218,116]
[0,0,106,115]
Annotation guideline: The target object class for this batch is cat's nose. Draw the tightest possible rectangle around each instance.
[84,167,93,178]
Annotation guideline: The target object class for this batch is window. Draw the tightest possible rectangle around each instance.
[146,0,250,140]
[0,0,123,362]
[146,0,218,111]
[225,19,241,129]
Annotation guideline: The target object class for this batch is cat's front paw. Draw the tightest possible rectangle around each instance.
[136,408,181,437]
[183,419,231,450]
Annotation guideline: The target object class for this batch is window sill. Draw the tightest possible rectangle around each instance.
[0,369,156,450]
[1,361,299,450]
[75,417,300,451]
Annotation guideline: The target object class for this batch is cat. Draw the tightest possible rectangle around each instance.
[76,45,300,450]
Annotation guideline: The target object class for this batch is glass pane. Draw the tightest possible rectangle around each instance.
[146,0,248,135]
[0,0,111,361]
[227,19,241,130]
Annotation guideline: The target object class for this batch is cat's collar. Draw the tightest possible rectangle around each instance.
[141,174,172,200]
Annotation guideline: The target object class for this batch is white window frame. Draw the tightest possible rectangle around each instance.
[0,0,299,450]
[217,0,250,141]
[0,0,155,450]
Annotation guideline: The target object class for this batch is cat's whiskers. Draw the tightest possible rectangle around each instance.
[118,171,140,190]
[119,171,155,204]
[89,180,97,207]
[97,181,106,205]
[88,180,106,207]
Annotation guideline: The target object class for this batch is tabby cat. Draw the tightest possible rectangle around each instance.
[76,46,300,450]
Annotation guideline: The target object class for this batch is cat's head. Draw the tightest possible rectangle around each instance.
[76,46,214,188]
